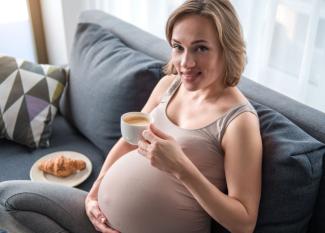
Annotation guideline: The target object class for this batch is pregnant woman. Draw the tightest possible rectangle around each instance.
[85,1,262,233]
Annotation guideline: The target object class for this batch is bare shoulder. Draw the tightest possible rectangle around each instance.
[155,74,176,94]
[221,111,261,151]
[141,74,177,113]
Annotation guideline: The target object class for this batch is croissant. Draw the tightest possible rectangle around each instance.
[38,155,86,177]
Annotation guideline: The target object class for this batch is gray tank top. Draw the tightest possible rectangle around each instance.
[98,76,257,233]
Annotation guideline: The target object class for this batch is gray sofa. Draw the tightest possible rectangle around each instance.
[1,10,325,233]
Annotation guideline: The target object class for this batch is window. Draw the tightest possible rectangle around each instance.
[0,0,36,61]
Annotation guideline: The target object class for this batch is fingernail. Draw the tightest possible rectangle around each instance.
[100,217,106,223]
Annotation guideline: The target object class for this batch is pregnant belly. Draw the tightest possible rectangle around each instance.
[98,150,210,233]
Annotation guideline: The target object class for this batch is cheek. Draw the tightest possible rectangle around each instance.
[207,56,224,71]
[206,60,225,77]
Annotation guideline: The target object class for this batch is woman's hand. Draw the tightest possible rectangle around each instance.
[85,193,120,233]
[137,124,191,178]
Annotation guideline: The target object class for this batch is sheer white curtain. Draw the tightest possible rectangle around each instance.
[86,0,184,39]
[232,0,325,113]
[83,0,325,112]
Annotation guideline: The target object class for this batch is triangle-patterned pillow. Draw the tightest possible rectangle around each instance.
[0,55,67,148]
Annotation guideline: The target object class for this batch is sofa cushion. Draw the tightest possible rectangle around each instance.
[0,55,67,148]
[60,23,164,154]
[211,101,325,233]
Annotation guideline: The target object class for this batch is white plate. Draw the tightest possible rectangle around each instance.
[30,151,92,187]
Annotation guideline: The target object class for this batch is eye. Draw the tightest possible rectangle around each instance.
[172,44,184,52]
[195,45,209,52]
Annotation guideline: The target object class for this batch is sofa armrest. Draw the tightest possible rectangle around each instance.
[0,180,97,233]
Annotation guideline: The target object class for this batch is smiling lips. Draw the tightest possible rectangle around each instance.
[181,71,202,81]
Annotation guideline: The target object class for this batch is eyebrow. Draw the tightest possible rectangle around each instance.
[172,39,208,44]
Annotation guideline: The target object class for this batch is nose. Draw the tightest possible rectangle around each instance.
[180,52,196,68]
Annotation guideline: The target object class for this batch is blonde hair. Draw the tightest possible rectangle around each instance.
[164,0,246,87]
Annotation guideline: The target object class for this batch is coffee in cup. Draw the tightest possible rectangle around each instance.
[120,112,151,145]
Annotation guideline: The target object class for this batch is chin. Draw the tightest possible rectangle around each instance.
[182,82,199,91]
[180,73,202,91]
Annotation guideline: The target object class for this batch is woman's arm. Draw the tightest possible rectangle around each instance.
[179,112,262,233]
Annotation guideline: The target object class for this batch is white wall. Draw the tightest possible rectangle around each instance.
[41,0,92,65]
[41,0,68,65]
[61,0,88,61]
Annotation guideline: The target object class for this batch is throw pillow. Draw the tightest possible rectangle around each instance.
[211,101,325,233]
[0,55,67,148]
[60,23,164,154]
[252,101,324,233]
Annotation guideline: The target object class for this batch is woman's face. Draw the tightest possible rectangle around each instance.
[171,14,225,92]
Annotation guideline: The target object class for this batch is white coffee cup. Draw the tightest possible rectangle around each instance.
[120,112,152,145]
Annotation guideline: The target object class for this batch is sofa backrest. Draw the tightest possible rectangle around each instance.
[78,10,170,63]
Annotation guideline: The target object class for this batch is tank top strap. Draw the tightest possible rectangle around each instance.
[216,102,258,144]
[160,75,182,104]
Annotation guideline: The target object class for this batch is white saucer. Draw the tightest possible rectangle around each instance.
[30,151,92,187]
